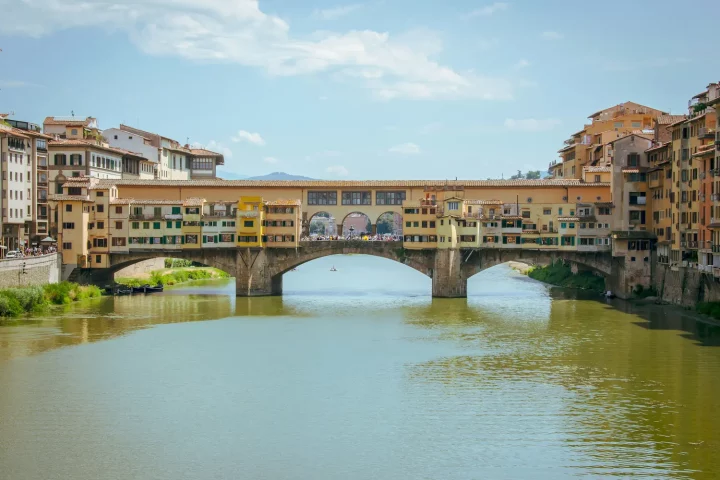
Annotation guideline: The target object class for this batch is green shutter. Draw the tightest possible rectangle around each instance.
[167,221,172,228]
[202,235,206,243]
[172,206,180,214]
[214,235,218,243]
[176,221,181,229]
[154,222,160,229]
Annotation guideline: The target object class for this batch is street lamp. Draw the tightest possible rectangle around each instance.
[349,225,355,237]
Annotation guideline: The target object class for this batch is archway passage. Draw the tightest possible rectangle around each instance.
[376,212,403,237]
[308,211,337,238]
[341,212,372,238]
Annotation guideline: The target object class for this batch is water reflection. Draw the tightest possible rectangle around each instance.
[2,258,720,479]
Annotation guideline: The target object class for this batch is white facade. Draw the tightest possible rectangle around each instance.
[103,128,159,165]
[3,146,32,226]
[159,139,191,180]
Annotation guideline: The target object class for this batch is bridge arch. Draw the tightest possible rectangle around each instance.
[340,212,372,237]
[308,211,337,237]
[376,211,403,236]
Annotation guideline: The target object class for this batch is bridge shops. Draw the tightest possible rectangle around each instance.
[47,176,651,298]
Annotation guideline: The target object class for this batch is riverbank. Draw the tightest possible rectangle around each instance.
[0,282,102,318]
[116,267,230,287]
[524,261,605,292]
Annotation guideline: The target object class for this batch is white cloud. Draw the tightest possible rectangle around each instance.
[319,95,329,101]
[231,130,265,146]
[389,142,421,155]
[504,118,561,132]
[263,156,278,164]
[313,4,363,20]
[541,31,563,40]
[466,2,509,17]
[514,59,530,69]
[191,140,233,158]
[326,165,349,176]
[0,0,514,101]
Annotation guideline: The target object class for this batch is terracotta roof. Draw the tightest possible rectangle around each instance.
[94,179,611,188]
[594,202,614,207]
[125,199,182,205]
[190,148,223,157]
[622,169,641,174]
[558,217,580,222]
[645,142,669,152]
[465,199,504,205]
[0,125,30,139]
[693,145,716,157]
[109,198,133,205]
[43,116,94,127]
[182,197,205,207]
[48,138,127,156]
[60,177,110,190]
[48,194,91,202]
[583,166,611,173]
[265,199,301,206]
[656,115,687,125]
[501,215,523,220]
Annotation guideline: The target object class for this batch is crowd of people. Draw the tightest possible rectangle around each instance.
[18,245,57,257]
[301,234,402,242]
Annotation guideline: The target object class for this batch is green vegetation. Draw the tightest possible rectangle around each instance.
[527,261,605,292]
[510,170,542,180]
[696,302,720,321]
[116,267,229,287]
[0,282,103,318]
[164,258,194,268]
[633,284,658,298]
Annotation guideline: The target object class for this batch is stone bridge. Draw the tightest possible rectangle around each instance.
[72,241,626,297]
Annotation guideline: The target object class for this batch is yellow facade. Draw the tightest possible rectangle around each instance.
[237,196,264,248]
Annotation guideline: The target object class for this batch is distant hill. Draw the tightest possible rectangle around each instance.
[246,172,316,181]
[216,170,249,180]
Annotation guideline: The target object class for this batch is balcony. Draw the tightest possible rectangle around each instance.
[164,214,183,220]
[7,138,26,151]
[238,211,259,218]
[130,214,163,220]
[204,212,236,218]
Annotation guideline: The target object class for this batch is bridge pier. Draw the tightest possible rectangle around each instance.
[235,248,283,296]
[431,249,467,298]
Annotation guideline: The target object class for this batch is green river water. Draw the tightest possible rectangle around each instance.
[1,256,720,479]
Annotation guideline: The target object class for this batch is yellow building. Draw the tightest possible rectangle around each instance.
[237,196,264,248]
[264,200,301,248]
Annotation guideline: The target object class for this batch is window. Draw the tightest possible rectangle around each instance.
[97,204,104,213]
[308,191,337,205]
[614,121,624,128]
[448,201,459,210]
[376,191,406,205]
[54,154,67,165]
[115,206,123,214]
[112,237,127,247]
[244,220,254,227]
[185,207,200,214]
[631,121,642,128]
[172,206,181,215]
[96,191,104,197]
[598,207,610,215]
[132,222,139,229]
[92,238,108,248]
[115,221,123,229]
[97,222,104,229]
[629,192,646,205]
[167,221,173,228]
[341,191,371,205]
[65,204,72,212]
[238,236,258,243]
[185,234,198,244]
[96,255,102,264]
[153,222,161,229]
[62,242,72,250]
[62,222,75,229]
[594,175,601,183]
[176,221,182,229]
[429,221,436,228]
[192,158,214,170]
[543,208,551,215]
[143,222,150,229]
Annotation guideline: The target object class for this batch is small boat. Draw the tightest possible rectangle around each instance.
[115,286,133,296]
[604,291,615,299]
[144,284,164,293]
[104,285,114,294]
[330,266,337,272]
[132,285,147,293]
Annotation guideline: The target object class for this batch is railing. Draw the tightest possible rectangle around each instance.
[238,211,259,218]
[164,214,183,220]
[204,212,236,218]
[130,214,163,220]
[688,241,698,248]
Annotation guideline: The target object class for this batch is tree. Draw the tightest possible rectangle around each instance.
[525,170,541,179]
[510,170,523,180]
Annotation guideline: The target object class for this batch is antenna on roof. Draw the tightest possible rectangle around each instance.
[71,110,74,118]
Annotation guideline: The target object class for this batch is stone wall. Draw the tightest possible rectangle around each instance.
[113,258,166,279]
[653,264,718,307]
[0,254,61,289]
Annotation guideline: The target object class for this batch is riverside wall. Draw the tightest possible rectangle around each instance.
[653,264,720,307]
[0,254,61,289]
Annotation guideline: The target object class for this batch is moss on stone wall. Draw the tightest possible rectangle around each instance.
[528,261,605,292]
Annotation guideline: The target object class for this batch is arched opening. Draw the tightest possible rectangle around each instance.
[376,212,403,237]
[308,211,337,238]
[341,212,372,238]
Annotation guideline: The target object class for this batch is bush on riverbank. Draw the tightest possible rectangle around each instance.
[696,302,720,320]
[116,267,229,288]
[0,282,103,317]
[527,261,605,292]
[164,258,194,268]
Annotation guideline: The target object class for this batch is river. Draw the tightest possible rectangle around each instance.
[1,256,720,479]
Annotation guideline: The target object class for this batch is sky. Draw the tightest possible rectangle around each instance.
[0,0,718,180]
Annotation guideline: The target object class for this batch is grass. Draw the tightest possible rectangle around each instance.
[527,261,605,292]
[0,282,103,318]
[116,267,229,287]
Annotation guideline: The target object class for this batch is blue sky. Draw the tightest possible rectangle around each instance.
[0,0,717,179]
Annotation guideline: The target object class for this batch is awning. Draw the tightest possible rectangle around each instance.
[41,236,56,242]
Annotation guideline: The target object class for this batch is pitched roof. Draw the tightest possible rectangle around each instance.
[94,179,610,188]
[583,166,611,173]
[182,197,205,207]
[44,116,95,127]
[109,198,134,205]
[191,148,223,157]
[48,194,92,202]
[465,199,504,205]
[0,125,29,139]
[48,138,128,156]
[266,199,302,206]
[126,199,183,205]
[656,114,687,125]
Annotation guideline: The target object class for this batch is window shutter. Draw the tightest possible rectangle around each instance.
[214,235,218,243]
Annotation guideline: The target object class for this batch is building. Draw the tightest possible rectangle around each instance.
[104,125,224,180]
